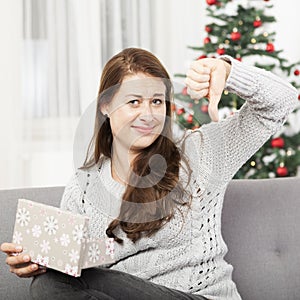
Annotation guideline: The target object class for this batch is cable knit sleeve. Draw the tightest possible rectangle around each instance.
[60,171,85,214]
[184,56,298,184]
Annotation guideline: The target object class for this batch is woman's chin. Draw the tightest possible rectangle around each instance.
[130,134,159,150]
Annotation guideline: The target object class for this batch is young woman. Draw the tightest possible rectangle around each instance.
[1,47,298,300]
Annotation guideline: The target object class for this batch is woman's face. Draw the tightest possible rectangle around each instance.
[104,73,167,152]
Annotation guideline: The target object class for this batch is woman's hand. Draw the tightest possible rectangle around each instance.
[0,242,46,278]
[185,58,231,122]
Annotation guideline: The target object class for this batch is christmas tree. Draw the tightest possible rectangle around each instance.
[174,0,300,179]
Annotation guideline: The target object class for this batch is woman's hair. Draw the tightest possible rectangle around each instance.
[81,47,191,244]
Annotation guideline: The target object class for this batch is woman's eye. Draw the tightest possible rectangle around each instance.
[152,99,164,105]
[128,99,140,106]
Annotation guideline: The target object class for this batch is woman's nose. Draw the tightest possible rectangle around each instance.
[139,101,154,121]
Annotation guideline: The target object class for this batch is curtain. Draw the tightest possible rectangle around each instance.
[0,0,23,189]
[23,0,154,118]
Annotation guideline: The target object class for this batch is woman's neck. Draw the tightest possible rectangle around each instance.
[111,142,137,186]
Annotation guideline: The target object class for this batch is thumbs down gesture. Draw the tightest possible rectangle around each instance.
[185,58,231,122]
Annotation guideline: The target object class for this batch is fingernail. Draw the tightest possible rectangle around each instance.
[23,255,30,262]
[15,245,22,251]
[31,264,38,270]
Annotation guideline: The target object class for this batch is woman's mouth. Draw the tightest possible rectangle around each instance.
[131,125,155,134]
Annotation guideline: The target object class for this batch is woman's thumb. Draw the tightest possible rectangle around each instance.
[207,66,226,122]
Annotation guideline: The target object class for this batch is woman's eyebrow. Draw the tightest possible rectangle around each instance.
[124,93,165,98]
[125,94,142,98]
[153,93,165,97]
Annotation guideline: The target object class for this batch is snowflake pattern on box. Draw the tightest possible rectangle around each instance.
[12,199,115,277]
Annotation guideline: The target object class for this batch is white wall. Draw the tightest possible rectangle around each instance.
[272,0,300,63]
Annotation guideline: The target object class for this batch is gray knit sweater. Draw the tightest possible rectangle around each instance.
[60,57,298,300]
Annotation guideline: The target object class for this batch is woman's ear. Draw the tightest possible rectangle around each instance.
[100,104,109,117]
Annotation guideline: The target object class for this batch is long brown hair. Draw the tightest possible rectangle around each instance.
[82,48,190,244]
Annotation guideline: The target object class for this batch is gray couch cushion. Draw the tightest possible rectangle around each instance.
[223,177,300,300]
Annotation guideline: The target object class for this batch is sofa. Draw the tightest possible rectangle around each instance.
[1,177,300,300]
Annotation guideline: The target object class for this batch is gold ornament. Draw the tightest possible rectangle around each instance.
[251,38,257,44]
[238,20,243,25]
[263,32,269,37]
[225,39,230,45]
[224,90,229,95]
[250,161,256,167]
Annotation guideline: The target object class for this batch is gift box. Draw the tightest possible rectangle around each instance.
[12,199,115,277]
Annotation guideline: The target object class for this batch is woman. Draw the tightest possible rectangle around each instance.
[1,48,298,300]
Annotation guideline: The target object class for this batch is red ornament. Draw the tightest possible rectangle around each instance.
[217,48,225,55]
[204,37,211,44]
[276,166,288,177]
[253,20,262,28]
[298,94,300,100]
[205,26,212,33]
[236,56,242,61]
[294,69,300,76]
[230,31,241,41]
[182,86,188,95]
[201,104,209,113]
[177,108,185,115]
[266,43,275,52]
[271,137,285,148]
[206,0,217,5]
[187,114,194,123]
[197,55,207,60]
